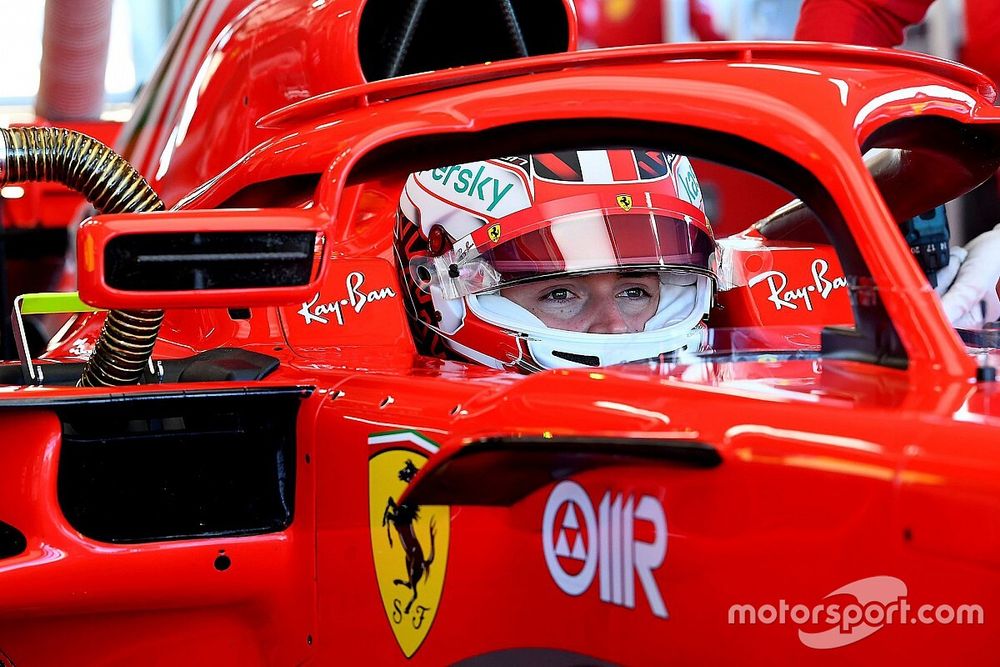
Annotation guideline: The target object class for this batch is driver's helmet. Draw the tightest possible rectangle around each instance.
[394,148,718,371]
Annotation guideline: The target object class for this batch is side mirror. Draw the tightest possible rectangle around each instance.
[77,208,325,309]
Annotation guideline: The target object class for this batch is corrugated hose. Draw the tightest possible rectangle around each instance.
[0,126,165,387]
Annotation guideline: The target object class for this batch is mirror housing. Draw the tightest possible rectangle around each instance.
[77,209,325,309]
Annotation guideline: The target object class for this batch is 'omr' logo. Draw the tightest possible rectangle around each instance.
[369,431,450,658]
[616,194,632,212]
[542,480,669,619]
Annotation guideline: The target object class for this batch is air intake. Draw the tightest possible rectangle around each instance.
[104,231,317,291]
[359,0,571,81]
[57,387,305,543]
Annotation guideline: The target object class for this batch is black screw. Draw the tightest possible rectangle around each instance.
[214,553,232,571]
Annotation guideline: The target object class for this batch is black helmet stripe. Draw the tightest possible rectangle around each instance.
[634,149,671,179]
[531,151,584,181]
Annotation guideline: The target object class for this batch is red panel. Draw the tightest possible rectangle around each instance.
[690,158,795,238]
[280,257,414,353]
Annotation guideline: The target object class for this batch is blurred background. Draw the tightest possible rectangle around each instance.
[0,0,980,121]
[0,0,188,121]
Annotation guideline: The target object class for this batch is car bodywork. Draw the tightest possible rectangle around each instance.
[0,4,999,666]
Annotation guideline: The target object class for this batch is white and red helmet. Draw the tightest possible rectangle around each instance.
[394,149,718,371]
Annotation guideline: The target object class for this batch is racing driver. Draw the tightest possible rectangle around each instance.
[394,148,1000,372]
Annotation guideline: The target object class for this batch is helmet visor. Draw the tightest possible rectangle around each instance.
[415,206,717,298]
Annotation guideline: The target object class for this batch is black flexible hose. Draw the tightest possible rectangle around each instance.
[497,0,529,58]
[385,0,428,79]
[0,127,164,387]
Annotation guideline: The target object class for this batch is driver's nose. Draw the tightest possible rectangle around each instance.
[586,299,630,334]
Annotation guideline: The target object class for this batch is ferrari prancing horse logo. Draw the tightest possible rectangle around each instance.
[616,194,632,212]
[487,223,502,243]
[369,431,450,657]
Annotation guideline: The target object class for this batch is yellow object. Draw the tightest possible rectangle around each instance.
[17,292,104,315]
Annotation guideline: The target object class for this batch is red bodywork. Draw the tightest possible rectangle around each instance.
[0,2,999,665]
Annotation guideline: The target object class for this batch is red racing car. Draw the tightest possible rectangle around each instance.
[0,2,998,665]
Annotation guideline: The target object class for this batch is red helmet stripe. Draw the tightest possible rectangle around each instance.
[608,149,639,181]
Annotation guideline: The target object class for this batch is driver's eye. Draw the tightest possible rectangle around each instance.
[620,287,651,299]
[545,288,571,301]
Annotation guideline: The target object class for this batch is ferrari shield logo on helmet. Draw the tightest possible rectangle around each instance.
[487,223,502,243]
[369,430,450,657]
[616,194,632,212]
